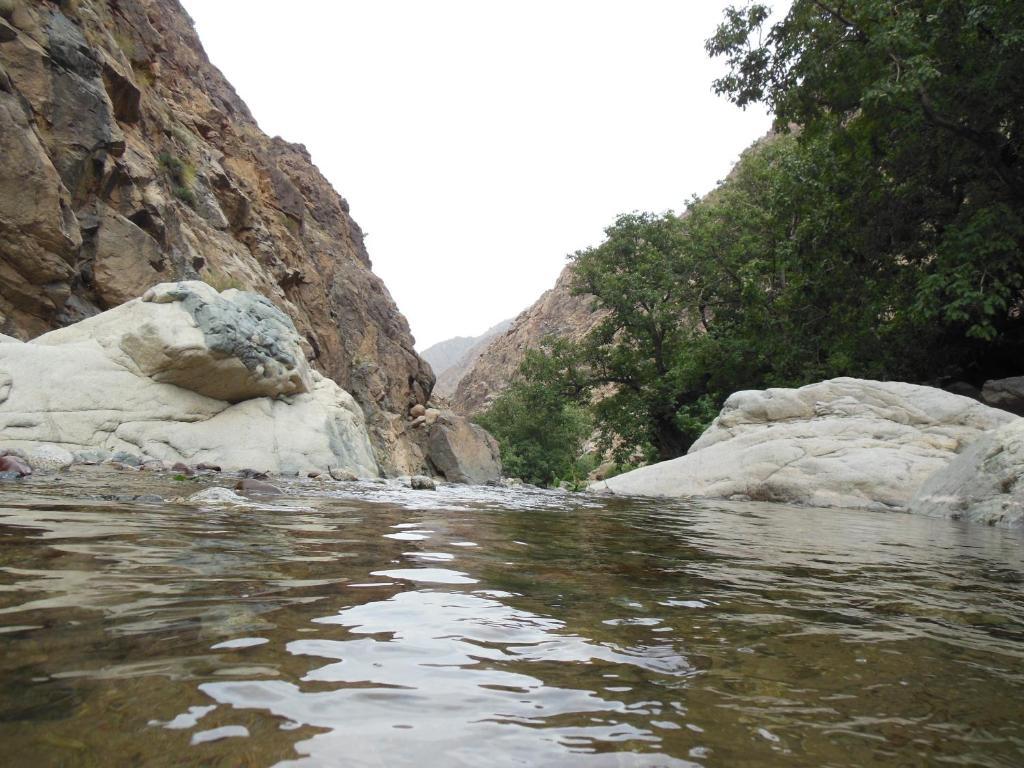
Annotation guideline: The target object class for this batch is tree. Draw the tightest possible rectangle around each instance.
[476,342,593,487]
[570,212,712,462]
[707,0,1024,374]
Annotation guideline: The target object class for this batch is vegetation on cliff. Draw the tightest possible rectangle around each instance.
[478,0,1024,482]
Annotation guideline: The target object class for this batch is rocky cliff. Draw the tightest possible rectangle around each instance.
[425,318,512,399]
[0,0,433,472]
[451,265,605,414]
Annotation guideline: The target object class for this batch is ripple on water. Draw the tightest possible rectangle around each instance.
[201,588,696,766]
[0,468,1022,767]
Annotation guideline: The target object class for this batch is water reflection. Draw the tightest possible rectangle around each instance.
[203,589,693,767]
[0,469,1021,767]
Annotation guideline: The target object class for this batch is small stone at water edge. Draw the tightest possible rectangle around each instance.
[196,462,222,472]
[238,468,270,480]
[171,462,195,476]
[235,478,283,495]
[329,467,358,481]
[410,475,436,490]
[0,455,32,477]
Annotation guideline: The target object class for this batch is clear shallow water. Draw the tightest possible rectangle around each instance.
[1,469,1023,767]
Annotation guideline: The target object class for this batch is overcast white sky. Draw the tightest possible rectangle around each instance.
[181,1,778,350]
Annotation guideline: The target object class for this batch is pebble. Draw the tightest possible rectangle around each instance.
[0,455,32,477]
[171,462,195,477]
[108,451,143,467]
[410,475,436,490]
[328,467,358,482]
[410,404,426,419]
[196,462,222,472]
[26,444,74,470]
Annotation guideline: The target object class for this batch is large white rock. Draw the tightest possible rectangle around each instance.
[909,419,1024,528]
[0,282,378,477]
[34,281,312,402]
[593,378,1016,511]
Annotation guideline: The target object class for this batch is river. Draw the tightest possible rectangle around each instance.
[1,468,1022,767]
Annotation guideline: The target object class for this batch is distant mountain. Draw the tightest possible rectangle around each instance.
[451,265,607,415]
[423,319,513,398]
[421,336,479,379]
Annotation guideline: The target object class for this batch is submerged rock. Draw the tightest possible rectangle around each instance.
[182,487,250,505]
[594,378,1016,513]
[235,478,284,496]
[409,475,436,490]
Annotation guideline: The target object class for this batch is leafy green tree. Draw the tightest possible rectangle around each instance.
[707,0,1024,372]
[488,2,1024,473]
[476,342,593,487]
[570,212,711,461]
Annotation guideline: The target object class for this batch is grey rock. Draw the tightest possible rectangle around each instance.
[74,449,109,465]
[183,487,250,505]
[981,376,1024,416]
[26,444,73,470]
[108,451,143,467]
[427,412,502,485]
[235,478,283,496]
[594,378,1016,513]
[409,475,436,490]
[909,419,1024,528]
[328,467,358,482]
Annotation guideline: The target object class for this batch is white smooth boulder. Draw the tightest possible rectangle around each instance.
[0,281,378,477]
[593,378,1017,511]
[34,281,312,402]
[909,419,1024,528]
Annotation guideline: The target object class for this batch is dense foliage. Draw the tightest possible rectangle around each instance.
[475,345,594,487]
[477,0,1024,481]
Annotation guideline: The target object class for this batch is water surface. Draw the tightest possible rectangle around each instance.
[1,468,1022,767]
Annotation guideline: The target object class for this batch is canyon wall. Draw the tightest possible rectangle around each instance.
[0,0,433,472]
[451,265,605,415]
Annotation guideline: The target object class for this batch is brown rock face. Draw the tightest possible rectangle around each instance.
[451,265,606,415]
[0,0,433,472]
[426,411,502,485]
[425,317,513,398]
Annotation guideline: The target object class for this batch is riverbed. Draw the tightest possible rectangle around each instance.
[1,468,1022,767]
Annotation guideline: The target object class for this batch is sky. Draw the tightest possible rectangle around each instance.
[180,1,778,350]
